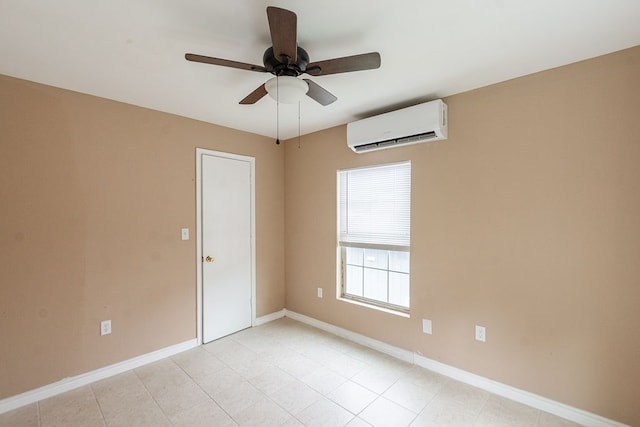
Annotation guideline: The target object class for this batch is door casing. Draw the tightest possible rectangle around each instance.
[195,148,256,344]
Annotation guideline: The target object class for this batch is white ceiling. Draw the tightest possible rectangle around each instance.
[1,1,639,140]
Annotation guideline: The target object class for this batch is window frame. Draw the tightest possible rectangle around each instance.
[337,162,411,315]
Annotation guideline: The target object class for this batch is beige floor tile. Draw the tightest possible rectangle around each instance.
[196,366,245,396]
[92,371,142,394]
[401,366,450,395]
[249,366,297,395]
[135,357,211,418]
[171,346,226,380]
[92,371,151,410]
[286,337,330,355]
[300,342,346,365]
[260,340,297,360]
[537,411,583,426]
[233,396,293,426]
[232,331,287,354]
[359,396,417,427]
[296,397,355,427]
[323,353,369,378]
[100,400,170,427]
[135,358,192,394]
[9,318,584,427]
[351,366,402,394]
[0,403,38,427]
[411,398,479,426]
[231,324,269,340]
[251,321,282,332]
[274,352,323,378]
[145,376,211,417]
[327,380,378,415]
[269,379,322,414]
[475,395,540,427]
[38,386,105,427]
[434,380,489,413]
[301,366,348,395]
[133,358,175,380]
[346,345,393,366]
[383,378,437,413]
[347,416,374,426]
[169,399,236,427]
[217,345,260,372]
[202,335,248,355]
[281,417,306,427]
[324,336,369,354]
[367,355,413,377]
[94,379,169,427]
[230,356,274,379]
[211,379,265,417]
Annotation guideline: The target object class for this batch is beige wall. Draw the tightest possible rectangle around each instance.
[0,75,285,399]
[284,46,640,425]
[2,45,639,424]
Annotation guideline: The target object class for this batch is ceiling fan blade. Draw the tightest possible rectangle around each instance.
[185,53,267,72]
[239,83,268,104]
[266,6,297,64]
[303,79,337,106]
[306,52,381,76]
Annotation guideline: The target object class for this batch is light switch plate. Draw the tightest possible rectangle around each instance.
[181,228,189,240]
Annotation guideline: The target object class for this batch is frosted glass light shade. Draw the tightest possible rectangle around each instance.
[265,76,309,103]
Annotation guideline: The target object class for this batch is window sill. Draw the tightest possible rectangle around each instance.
[337,296,410,318]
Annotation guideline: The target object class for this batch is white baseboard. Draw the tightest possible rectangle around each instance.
[283,310,627,427]
[0,310,288,415]
[0,338,198,415]
[254,309,286,326]
[413,355,626,427]
[1,312,627,427]
[284,309,414,364]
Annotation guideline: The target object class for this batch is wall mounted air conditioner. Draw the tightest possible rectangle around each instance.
[347,99,448,153]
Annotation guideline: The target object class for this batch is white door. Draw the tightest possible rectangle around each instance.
[200,152,254,343]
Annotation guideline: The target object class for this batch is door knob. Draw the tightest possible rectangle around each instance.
[205,256,214,263]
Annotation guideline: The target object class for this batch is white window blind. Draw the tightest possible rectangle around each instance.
[339,162,411,247]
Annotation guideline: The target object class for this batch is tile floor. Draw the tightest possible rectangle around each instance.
[0,317,581,426]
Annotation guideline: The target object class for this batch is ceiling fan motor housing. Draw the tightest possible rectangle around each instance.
[263,46,310,76]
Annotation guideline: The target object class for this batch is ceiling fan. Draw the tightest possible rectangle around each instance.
[185,6,381,106]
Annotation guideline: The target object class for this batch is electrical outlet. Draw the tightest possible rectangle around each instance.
[422,319,432,334]
[475,325,486,342]
[317,287,323,298]
[101,320,112,336]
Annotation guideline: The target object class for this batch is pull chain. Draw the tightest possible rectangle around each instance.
[275,76,280,145]
[298,101,301,149]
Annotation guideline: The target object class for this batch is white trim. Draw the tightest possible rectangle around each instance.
[284,309,414,363]
[413,354,626,427]
[195,148,257,344]
[337,296,410,318]
[195,149,204,344]
[0,338,198,415]
[283,310,627,427]
[254,309,286,326]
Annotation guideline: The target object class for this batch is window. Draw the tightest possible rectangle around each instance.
[338,162,411,312]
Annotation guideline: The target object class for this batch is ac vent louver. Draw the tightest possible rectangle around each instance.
[353,131,438,152]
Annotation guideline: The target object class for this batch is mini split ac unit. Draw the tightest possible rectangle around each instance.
[347,99,448,153]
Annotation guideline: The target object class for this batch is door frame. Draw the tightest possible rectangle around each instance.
[195,148,256,345]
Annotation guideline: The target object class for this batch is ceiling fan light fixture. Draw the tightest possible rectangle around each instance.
[265,76,308,103]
